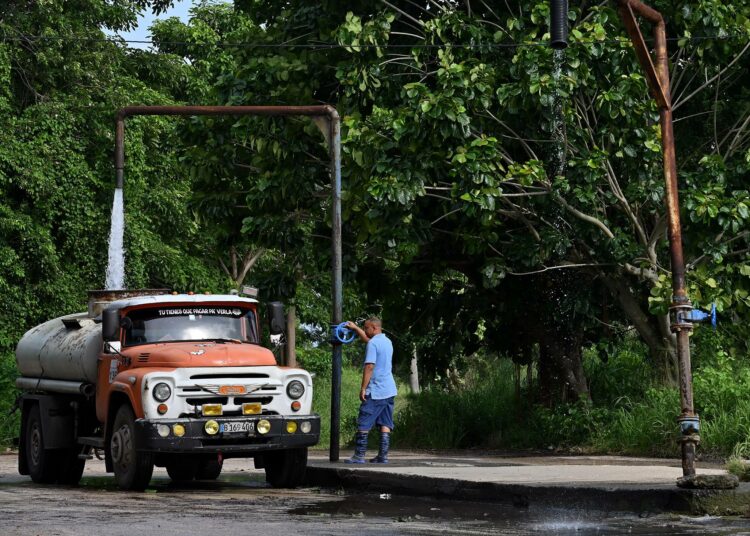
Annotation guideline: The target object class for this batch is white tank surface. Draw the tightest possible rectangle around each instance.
[16,313,102,384]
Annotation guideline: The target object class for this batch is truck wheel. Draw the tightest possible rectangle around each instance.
[195,457,223,480]
[264,448,307,488]
[165,457,197,482]
[57,450,86,486]
[110,405,154,491]
[25,404,60,484]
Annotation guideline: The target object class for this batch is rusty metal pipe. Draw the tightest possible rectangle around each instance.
[114,105,344,461]
[616,0,698,477]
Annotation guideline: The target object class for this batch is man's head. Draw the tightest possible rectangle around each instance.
[363,317,382,338]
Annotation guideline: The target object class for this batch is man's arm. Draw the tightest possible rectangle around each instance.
[346,321,370,343]
[360,363,374,402]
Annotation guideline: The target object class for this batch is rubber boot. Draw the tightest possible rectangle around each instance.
[370,431,390,464]
[345,431,368,464]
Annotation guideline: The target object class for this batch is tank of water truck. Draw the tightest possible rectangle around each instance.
[15,289,168,384]
[16,314,103,383]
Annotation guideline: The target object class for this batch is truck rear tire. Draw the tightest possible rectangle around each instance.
[196,457,223,480]
[25,404,60,484]
[57,450,86,486]
[110,405,154,491]
[264,448,307,488]
[166,457,197,482]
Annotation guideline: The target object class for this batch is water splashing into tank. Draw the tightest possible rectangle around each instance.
[104,187,125,290]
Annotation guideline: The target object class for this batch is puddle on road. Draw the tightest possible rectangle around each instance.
[290,492,750,535]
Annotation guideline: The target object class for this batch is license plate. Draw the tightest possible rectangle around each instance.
[220,421,255,434]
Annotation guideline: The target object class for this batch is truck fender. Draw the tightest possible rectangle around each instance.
[18,395,78,462]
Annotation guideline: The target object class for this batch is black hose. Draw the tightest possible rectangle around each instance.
[550,0,569,49]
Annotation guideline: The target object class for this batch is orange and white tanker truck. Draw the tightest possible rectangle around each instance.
[15,289,319,490]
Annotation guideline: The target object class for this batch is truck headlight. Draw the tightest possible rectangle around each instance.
[153,382,172,402]
[286,380,305,399]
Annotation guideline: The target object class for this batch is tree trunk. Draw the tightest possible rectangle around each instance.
[602,274,678,385]
[656,313,679,386]
[526,362,534,405]
[554,338,590,402]
[409,346,421,394]
[285,305,296,368]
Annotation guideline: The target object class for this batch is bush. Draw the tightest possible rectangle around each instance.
[297,345,332,378]
[584,338,654,407]
[0,352,19,447]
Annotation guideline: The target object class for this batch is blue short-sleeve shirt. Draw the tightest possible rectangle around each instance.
[364,333,397,399]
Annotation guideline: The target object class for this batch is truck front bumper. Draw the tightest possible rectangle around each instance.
[134,414,320,455]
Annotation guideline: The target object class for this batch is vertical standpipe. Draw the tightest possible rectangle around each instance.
[550,0,569,49]
[114,106,344,461]
[615,0,698,477]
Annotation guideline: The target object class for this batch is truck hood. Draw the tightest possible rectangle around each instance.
[121,341,277,367]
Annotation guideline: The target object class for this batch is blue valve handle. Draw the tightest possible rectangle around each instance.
[684,303,717,329]
[334,322,356,344]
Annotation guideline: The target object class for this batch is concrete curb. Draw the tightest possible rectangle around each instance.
[305,466,750,515]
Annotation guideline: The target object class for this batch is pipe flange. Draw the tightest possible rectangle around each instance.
[680,434,701,444]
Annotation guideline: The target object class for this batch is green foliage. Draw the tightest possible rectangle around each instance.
[152,0,750,388]
[584,337,654,407]
[296,345,332,379]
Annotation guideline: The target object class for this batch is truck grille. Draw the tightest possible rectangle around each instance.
[189,373,269,380]
[185,397,228,405]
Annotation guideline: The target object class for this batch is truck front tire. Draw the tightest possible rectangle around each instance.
[264,448,307,488]
[111,405,154,491]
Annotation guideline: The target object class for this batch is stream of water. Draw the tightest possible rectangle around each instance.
[104,187,125,290]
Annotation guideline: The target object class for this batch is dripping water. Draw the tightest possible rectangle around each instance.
[104,187,125,290]
[551,48,566,178]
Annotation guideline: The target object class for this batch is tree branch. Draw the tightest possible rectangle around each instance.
[673,40,750,112]
[553,192,615,239]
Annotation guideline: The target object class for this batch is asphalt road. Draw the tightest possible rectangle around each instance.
[1,454,750,535]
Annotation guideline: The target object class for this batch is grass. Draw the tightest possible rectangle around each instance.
[726,456,750,481]
[311,364,363,450]
[389,341,750,460]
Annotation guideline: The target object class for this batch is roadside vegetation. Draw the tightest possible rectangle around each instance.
[2,0,750,463]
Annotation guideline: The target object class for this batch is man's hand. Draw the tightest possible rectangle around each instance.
[345,320,370,343]
[360,388,367,402]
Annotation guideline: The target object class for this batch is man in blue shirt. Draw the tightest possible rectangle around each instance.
[344,317,397,464]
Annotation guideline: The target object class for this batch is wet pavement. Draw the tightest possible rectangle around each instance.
[306,450,750,516]
[0,453,749,535]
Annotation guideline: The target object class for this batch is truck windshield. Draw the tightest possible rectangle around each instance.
[122,306,259,346]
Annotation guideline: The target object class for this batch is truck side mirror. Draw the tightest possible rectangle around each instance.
[102,308,120,342]
[267,302,285,335]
